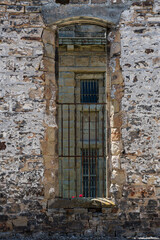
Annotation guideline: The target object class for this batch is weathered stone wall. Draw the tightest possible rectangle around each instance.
[0,0,160,238]
[0,0,46,208]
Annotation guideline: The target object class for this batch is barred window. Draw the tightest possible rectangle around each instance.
[80,80,99,103]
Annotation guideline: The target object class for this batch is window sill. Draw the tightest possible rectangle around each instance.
[48,197,115,209]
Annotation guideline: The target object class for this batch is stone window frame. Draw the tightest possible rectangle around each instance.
[41,16,125,202]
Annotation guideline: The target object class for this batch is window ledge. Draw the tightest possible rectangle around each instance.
[48,198,115,209]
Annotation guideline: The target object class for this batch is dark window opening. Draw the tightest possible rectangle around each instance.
[81,80,99,103]
[56,0,70,4]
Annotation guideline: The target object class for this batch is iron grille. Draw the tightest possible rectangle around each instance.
[58,103,106,198]
[80,80,99,103]
[82,148,99,198]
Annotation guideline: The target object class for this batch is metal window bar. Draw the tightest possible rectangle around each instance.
[82,148,99,198]
[81,80,99,103]
[58,103,106,198]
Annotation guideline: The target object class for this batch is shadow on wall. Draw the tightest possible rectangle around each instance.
[56,0,70,4]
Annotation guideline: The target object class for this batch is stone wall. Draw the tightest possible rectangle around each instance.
[0,0,160,238]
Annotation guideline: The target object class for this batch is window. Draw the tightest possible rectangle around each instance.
[58,24,107,198]
[80,80,99,103]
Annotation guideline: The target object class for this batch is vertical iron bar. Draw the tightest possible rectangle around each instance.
[74,105,77,197]
[88,105,91,197]
[61,104,63,197]
[95,105,98,198]
[102,104,105,197]
[82,105,84,196]
[68,105,70,198]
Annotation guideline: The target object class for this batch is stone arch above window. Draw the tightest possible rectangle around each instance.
[42,3,127,27]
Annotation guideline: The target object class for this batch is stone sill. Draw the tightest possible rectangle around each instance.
[48,197,115,209]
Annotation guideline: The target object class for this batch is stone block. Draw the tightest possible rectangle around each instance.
[44,169,56,183]
[112,112,122,128]
[111,141,121,156]
[44,44,55,58]
[60,72,74,79]
[12,217,28,227]
[64,78,75,87]
[44,155,58,170]
[41,140,57,156]
[42,29,55,45]
[44,85,52,100]
[45,72,56,86]
[111,70,123,85]
[111,128,121,141]
[67,45,74,51]
[60,56,74,66]
[114,99,120,113]
[7,5,24,13]
[75,57,89,66]
[90,56,106,67]
[25,6,41,13]
[76,73,104,80]
[74,208,87,214]
[112,156,121,169]
[46,126,57,142]
[43,57,55,72]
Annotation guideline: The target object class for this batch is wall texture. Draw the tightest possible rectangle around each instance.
[0,0,160,239]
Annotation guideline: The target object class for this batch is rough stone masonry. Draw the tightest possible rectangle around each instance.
[0,0,160,239]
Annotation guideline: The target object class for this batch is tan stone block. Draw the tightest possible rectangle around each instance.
[45,72,56,86]
[114,100,120,113]
[110,43,121,57]
[114,86,124,101]
[111,128,121,141]
[115,58,121,71]
[111,141,121,156]
[90,56,106,67]
[44,85,52,100]
[76,73,104,80]
[114,30,121,42]
[41,141,57,156]
[113,112,122,128]
[111,169,126,185]
[60,72,74,79]
[44,183,56,199]
[75,57,89,66]
[43,57,55,73]
[60,56,74,66]
[12,217,28,227]
[67,45,74,51]
[44,155,58,170]
[29,88,43,99]
[46,126,57,142]
[42,29,55,45]
[46,142,57,156]
[44,169,55,183]
[64,78,75,87]
[111,71,123,85]
[44,43,55,58]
